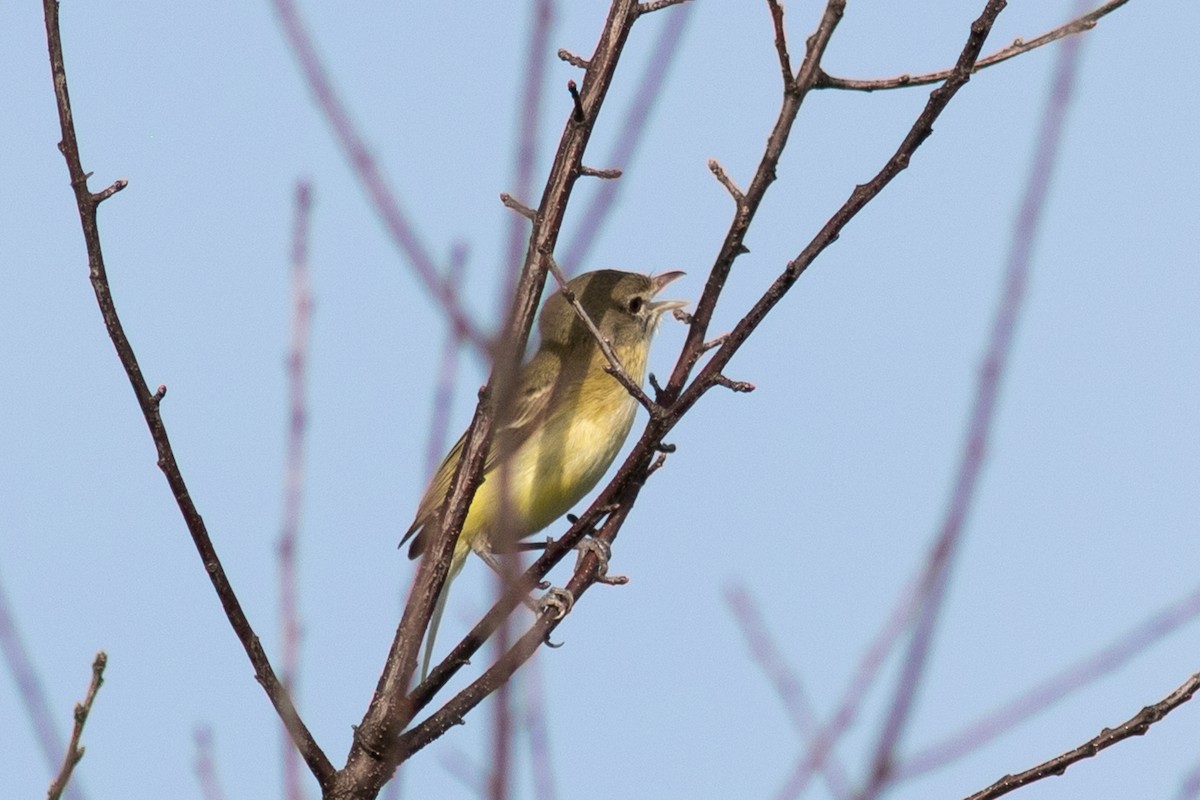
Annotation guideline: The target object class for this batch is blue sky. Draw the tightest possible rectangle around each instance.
[2,1,1198,799]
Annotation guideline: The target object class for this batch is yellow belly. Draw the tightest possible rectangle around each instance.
[458,390,637,557]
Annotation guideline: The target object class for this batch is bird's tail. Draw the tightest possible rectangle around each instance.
[420,556,465,682]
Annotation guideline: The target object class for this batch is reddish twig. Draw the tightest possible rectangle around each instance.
[522,656,559,800]
[424,243,470,478]
[278,180,315,800]
[855,3,1083,797]
[502,0,556,302]
[964,669,1200,800]
[901,582,1200,779]
[40,2,333,787]
[818,0,1130,92]
[193,726,227,800]
[725,586,852,800]
[46,652,106,800]
[0,572,84,800]
[560,1,693,272]
[268,0,485,347]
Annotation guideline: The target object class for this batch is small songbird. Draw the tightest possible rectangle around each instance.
[402,269,687,677]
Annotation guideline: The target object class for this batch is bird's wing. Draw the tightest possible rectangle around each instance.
[400,351,559,558]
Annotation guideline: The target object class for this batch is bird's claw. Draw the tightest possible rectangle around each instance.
[576,537,628,586]
[538,587,574,620]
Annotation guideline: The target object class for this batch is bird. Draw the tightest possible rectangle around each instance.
[402,269,687,678]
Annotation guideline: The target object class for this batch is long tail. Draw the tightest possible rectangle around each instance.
[420,556,465,682]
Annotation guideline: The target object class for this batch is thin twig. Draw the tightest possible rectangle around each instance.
[40,2,334,787]
[0,570,85,800]
[964,670,1200,800]
[557,49,589,69]
[268,0,485,347]
[900,582,1200,779]
[522,657,559,800]
[561,2,692,271]
[661,0,846,399]
[544,253,661,415]
[818,0,1130,92]
[578,165,622,179]
[725,586,852,800]
[856,2,1082,796]
[766,0,794,86]
[193,726,227,800]
[708,159,746,206]
[278,180,314,800]
[425,243,470,477]
[636,0,692,14]
[46,652,106,800]
[500,192,537,221]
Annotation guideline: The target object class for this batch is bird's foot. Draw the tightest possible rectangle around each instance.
[576,537,628,586]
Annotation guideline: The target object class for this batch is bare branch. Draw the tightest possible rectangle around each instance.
[339,3,659,791]
[661,0,846,399]
[46,652,106,800]
[725,587,852,800]
[708,159,745,206]
[857,2,1084,796]
[712,374,754,393]
[193,726,227,800]
[0,569,84,800]
[964,669,1200,800]
[636,0,692,14]
[557,48,589,69]
[578,165,622,179]
[766,0,794,86]
[561,5,692,271]
[900,582,1200,780]
[544,254,663,416]
[500,192,537,220]
[40,2,334,786]
[268,0,486,347]
[278,180,314,800]
[819,0,1131,92]
[425,243,471,477]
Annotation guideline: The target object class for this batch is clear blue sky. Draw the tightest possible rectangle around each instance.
[2,1,1197,798]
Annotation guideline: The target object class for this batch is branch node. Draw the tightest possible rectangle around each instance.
[654,441,676,454]
[151,384,167,407]
[557,48,590,69]
[499,192,536,220]
[647,450,669,477]
[701,333,728,353]
[579,164,623,180]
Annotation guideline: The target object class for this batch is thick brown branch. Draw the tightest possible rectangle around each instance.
[40,1,333,787]
[964,670,1200,800]
[333,2,653,795]
[818,0,1130,92]
[46,652,106,800]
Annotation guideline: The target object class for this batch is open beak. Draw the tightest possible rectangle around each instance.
[648,270,688,316]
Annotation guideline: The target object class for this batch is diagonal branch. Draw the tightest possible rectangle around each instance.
[40,1,334,787]
[963,669,1200,800]
[46,652,106,800]
[333,2,658,794]
[269,0,486,347]
[818,0,1130,92]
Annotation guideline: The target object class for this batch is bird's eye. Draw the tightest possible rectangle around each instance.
[627,296,644,314]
